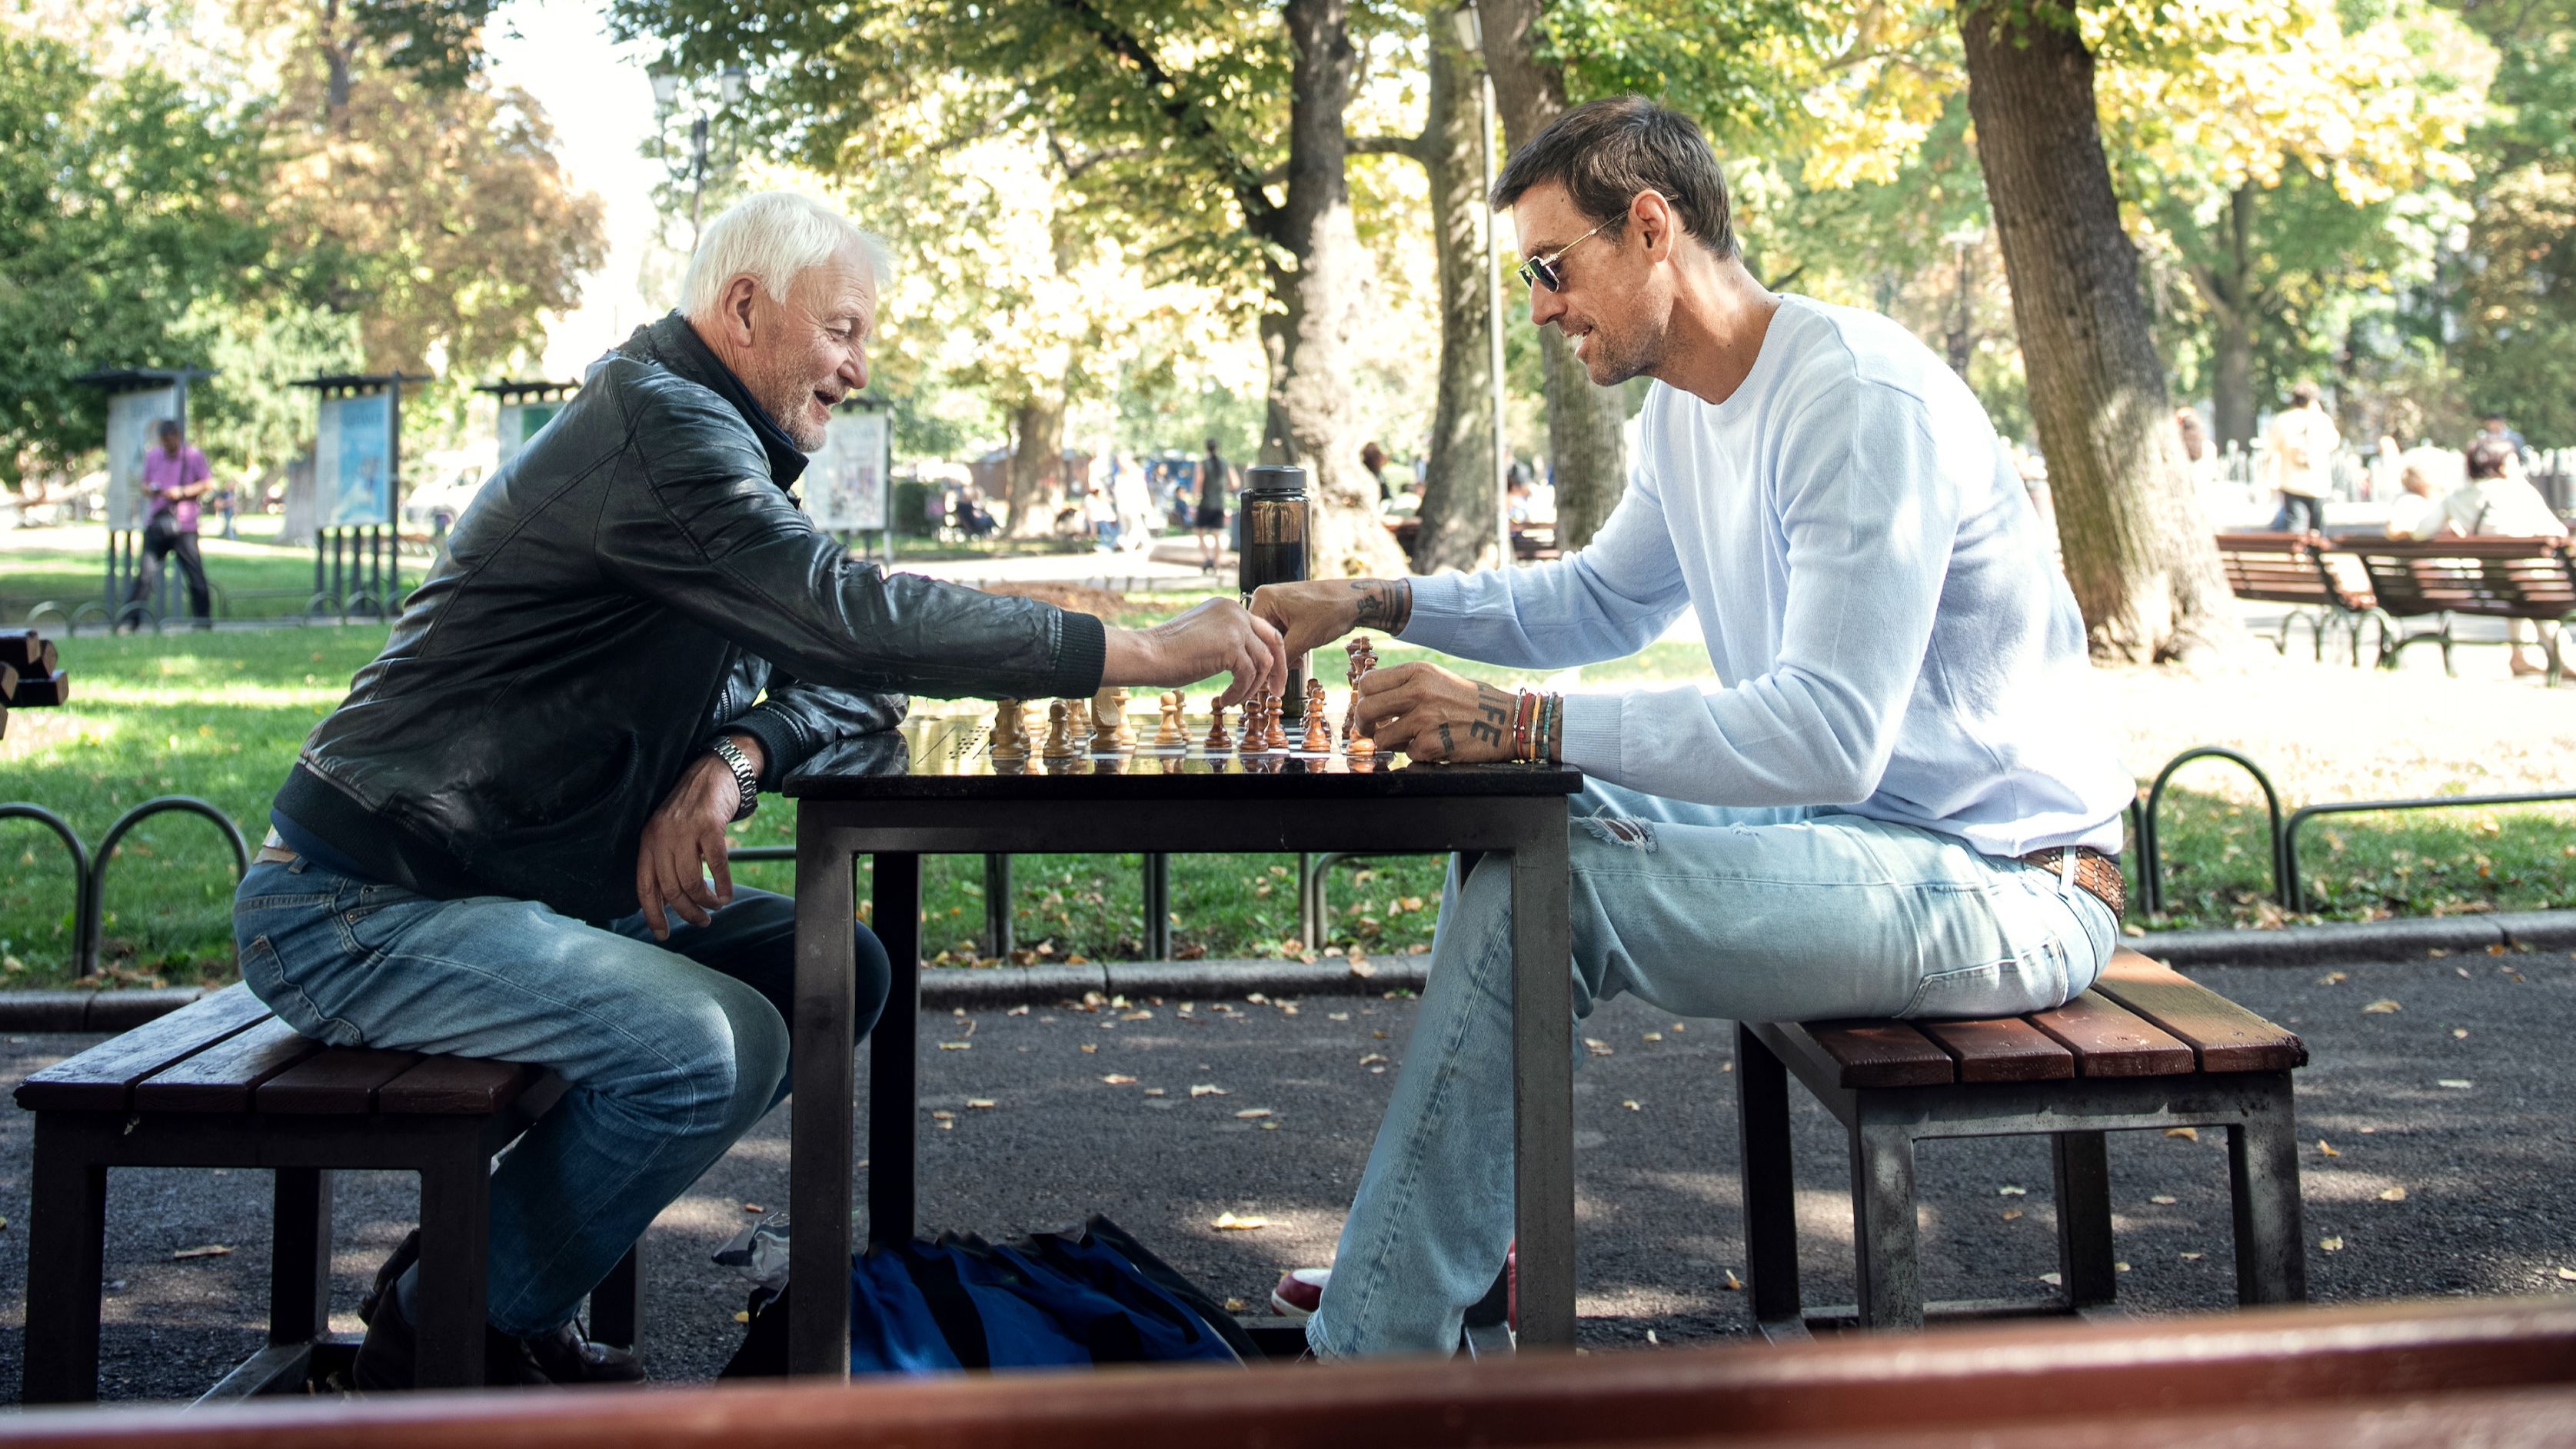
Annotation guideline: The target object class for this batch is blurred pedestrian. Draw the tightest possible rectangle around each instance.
[1194,438,1231,570]
[2388,465,2444,541]
[120,417,214,631]
[1360,441,1391,504]
[2263,381,2338,535]
[2445,435,2566,677]
[2479,412,2530,461]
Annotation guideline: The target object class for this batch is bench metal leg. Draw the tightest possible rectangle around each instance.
[1734,1024,1806,1337]
[414,1142,491,1389]
[589,1244,641,1351]
[2228,1074,2308,1305]
[271,1167,334,1346]
[2050,1132,2116,1307]
[1849,1115,1923,1329]
[22,1118,107,1404]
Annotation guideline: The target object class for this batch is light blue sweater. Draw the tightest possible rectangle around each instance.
[1401,295,2132,858]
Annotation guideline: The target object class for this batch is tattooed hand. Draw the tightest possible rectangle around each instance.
[1247,578,1413,662]
[1351,661,1517,764]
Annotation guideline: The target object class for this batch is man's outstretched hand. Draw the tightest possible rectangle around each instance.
[1248,578,1412,663]
[1102,598,1287,708]
[636,734,763,940]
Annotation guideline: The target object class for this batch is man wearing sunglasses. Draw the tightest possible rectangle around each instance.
[1252,96,2131,1357]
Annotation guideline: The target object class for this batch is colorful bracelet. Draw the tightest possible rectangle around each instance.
[1543,692,1561,764]
[1511,690,1538,761]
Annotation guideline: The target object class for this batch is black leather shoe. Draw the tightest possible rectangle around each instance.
[353,1236,641,1389]
[517,1321,646,1384]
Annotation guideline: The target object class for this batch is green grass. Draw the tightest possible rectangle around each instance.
[2,623,2569,991]
[0,525,406,625]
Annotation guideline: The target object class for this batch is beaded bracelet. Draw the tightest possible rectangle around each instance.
[1542,692,1560,764]
[1511,689,1538,761]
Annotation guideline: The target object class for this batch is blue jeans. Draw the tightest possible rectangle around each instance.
[1304,781,2118,1358]
[232,858,890,1338]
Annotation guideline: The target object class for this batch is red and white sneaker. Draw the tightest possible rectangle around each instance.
[1270,1267,1330,1320]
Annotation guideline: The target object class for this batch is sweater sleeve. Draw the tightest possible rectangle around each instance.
[1557,381,1956,806]
[1397,451,1692,669]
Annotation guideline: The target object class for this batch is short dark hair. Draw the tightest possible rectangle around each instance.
[155,418,182,438]
[2466,436,2514,480]
[1490,96,1738,258]
[2288,381,2321,406]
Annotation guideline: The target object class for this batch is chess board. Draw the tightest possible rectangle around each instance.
[934,711,1397,776]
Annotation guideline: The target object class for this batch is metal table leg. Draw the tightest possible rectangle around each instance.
[787,817,859,1377]
[868,852,924,1246]
[1507,812,1575,1347]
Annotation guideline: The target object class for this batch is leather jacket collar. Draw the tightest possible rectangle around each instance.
[614,311,813,488]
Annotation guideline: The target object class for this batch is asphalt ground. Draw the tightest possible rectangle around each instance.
[0,950,2571,1404]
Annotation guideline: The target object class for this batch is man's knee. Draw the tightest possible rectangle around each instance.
[624,985,790,1137]
[850,924,893,1043]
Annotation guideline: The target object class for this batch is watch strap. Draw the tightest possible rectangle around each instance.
[709,736,760,821]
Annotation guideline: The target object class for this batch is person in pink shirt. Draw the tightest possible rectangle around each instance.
[121,417,215,629]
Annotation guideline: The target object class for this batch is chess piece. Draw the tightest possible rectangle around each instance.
[1064,696,1091,747]
[1236,695,1263,755]
[1092,686,1128,753]
[990,698,1028,759]
[1300,681,1331,752]
[1042,701,1077,758]
[1203,701,1233,752]
[1342,636,1376,746]
[1263,692,1290,751]
[1346,730,1376,760]
[1155,691,1186,749]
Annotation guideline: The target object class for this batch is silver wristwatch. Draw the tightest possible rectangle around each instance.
[709,737,760,821]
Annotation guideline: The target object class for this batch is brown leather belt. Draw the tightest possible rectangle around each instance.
[2017,845,2126,919]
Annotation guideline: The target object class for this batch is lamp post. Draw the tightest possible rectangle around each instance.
[1451,2,1513,571]
[651,64,748,248]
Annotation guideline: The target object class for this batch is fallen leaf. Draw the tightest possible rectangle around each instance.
[1190,1084,1230,1098]
[1235,1108,1273,1119]
[1373,1030,1390,1040]
[2320,1237,2345,1251]
[1723,1269,1742,1291]
[1348,963,1376,979]
[2316,971,2348,986]
[2038,1272,2062,1287]
[172,1244,232,1261]
[2115,1262,2132,1273]
[1328,1012,1350,1022]
[743,1203,766,1214]
[2180,1252,2205,1261]
[1621,1099,1642,1111]
[1211,1211,1270,1231]
[1999,1184,2028,1197]
[1080,1044,1099,1054]
[1223,1297,1249,1313]
[1646,1330,1660,1345]
[2453,1028,2469,1040]
[2318,1140,2341,1158]
[2559,1267,2576,1282]
[1121,1011,1153,1021]
[939,1041,972,1051]
[2165,1128,2199,1141]
[1583,1038,1614,1057]
[1359,1052,1389,1067]
[2438,1079,2474,1089]
[967,1099,997,1109]
[2362,999,2401,1014]
[1642,1032,1663,1043]
[1261,1121,1280,1131]
[930,1110,954,1121]
[1102,1074,1137,1085]
[2151,1194,2178,1205]
[2378,1186,2408,1201]
[2002,1209,2023,1221]
[734,1310,752,1324]
[1143,1088,1167,1098]
[1007,1004,1030,1017]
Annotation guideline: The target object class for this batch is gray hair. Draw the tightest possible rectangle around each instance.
[680,192,891,319]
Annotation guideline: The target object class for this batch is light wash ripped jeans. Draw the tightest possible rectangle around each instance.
[233,856,890,1338]
[1304,779,2118,1358]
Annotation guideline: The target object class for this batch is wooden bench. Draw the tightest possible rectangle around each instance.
[13,982,639,1402]
[2334,535,2576,680]
[1735,948,2306,1337]
[2213,531,2380,665]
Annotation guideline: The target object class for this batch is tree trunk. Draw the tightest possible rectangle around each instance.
[1266,0,1408,578]
[1960,4,2236,663]
[1478,0,1628,551]
[1003,395,1066,539]
[2205,188,2257,452]
[1413,13,1500,573]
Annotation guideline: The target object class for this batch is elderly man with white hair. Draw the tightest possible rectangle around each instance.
[231,192,1284,1390]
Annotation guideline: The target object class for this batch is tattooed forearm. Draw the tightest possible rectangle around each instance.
[1350,578,1412,633]
[1468,683,1510,746]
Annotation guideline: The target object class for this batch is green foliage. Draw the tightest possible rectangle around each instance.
[0,32,271,483]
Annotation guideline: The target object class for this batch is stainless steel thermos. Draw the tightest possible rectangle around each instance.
[1238,464,1309,702]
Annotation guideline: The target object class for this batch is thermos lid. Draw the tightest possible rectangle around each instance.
[1242,464,1307,499]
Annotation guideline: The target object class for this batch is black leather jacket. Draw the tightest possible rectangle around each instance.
[273,313,1105,923]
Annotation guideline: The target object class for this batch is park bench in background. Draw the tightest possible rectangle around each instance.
[1736,948,2306,1337]
[2335,535,2576,681]
[13,982,640,1403]
[1,1297,2569,1446]
[2212,531,2381,665]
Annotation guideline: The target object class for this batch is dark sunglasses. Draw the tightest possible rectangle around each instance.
[1514,219,1612,292]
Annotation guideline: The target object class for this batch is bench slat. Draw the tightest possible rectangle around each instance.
[256,1049,424,1114]
[131,1018,326,1114]
[14,984,273,1111]
[374,1055,544,1115]
[2024,991,2197,1078]
[1914,1016,2075,1083]
[2090,952,2306,1073]
[1802,1021,1955,1088]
